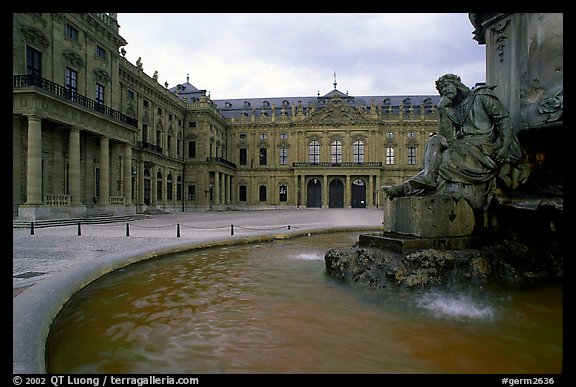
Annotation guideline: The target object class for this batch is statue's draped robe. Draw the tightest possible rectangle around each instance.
[431,86,521,210]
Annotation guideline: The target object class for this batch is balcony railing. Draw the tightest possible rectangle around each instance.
[138,141,163,153]
[44,194,71,206]
[206,157,237,169]
[13,75,138,127]
[292,162,382,168]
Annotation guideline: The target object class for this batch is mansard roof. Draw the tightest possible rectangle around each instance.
[211,93,440,119]
[168,81,207,103]
[168,80,440,119]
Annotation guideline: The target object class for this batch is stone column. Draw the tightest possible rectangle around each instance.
[68,127,81,205]
[225,174,231,204]
[220,172,225,205]
[161,166,166,208]
[138,162,144,206]
[214,171,220,205]
[123,143,132,206]
[322,175,328,208]
[25,115,43,205]
[98,137,110,205]
[375,174,381,208]
[151,166,157,205]
[301,175,306,208]
[367,175,373,207]
[345,175,351,208]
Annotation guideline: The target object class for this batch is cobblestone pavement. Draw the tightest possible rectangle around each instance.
[13,208,383,296]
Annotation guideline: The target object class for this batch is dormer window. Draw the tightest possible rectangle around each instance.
[243,101,251,108]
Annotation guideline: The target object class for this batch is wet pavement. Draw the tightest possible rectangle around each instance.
[13,208,383,297]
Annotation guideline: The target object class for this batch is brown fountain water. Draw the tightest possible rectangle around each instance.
[46,232,562,374]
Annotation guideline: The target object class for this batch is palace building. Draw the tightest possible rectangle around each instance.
[13,13,440,220]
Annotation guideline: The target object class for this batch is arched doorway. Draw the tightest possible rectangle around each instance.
[351,178,366,208]
[329,178,344,208]
[307,178,322,208]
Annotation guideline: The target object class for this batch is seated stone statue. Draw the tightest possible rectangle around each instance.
[382,73,528,211]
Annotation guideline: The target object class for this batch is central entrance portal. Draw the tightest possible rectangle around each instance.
[306,179,322,208]
[329,178,344,208]
[351,178,366,208]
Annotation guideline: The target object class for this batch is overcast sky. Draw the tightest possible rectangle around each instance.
[116,13,486,100]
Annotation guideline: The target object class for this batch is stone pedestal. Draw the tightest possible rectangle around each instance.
[382,196,475,238]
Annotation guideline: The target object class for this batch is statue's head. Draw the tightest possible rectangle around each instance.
[435,74,469,95]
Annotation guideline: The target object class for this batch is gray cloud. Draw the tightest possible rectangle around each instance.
[118,13,485,99]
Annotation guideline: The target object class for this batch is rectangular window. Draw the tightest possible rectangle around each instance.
[279,147,288,165]
[157,180,162,200]
[143,99,149,108]
[408,147,417,165]
[66,24,79,41]
[259,148,267,165]
[167,181,173,200]
[26,46,42,80]
[167,135,172,155]
[239,185,247,202]
[95,83,105,112]
[353,140,364,164]
[96,45,107,59]
[177,139,181,159]
[188,184,196,200]
[188,121,196,128]
[239,148,247,166]
[386,147,395,165]
[177,180,182,201]
[259,186,267,202]
[65,67,78,101]
[142,124,148,143]
[331,141,342,165]
[128,90,134,99]
[188,141,196,158]
[309,141,320,165]
[156,130,162,148]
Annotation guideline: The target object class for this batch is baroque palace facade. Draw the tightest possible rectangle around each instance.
[13,13,440,220]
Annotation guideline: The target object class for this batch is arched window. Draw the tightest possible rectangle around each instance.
[331,140,342,165]
[309,140,320,165]
[353,140,364,164]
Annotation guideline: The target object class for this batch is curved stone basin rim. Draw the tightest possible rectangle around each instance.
[13,226,380,374]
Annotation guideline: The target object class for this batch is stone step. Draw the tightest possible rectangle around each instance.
[12,214,151,229]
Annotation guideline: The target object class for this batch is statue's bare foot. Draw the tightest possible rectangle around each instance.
[409,175,437,191]
[381,185,404,198]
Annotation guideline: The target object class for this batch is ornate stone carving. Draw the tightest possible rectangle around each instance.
[19,25,50,51]
[493,19,510,62]
[538,90,563,122]
[63,50,85,69]
[93,68,111,84]
[305,97,370,126]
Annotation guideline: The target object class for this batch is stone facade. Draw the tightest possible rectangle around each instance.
[13,13,441,220]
